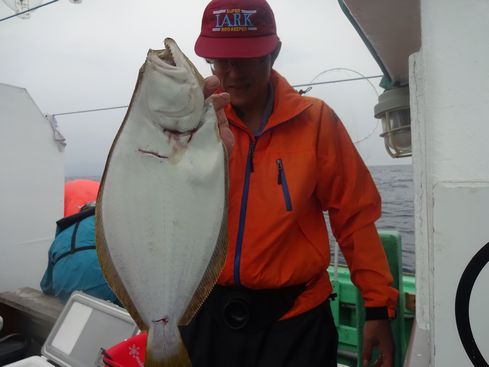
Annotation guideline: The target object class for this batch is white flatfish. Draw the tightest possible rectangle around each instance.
[96,38,228,367]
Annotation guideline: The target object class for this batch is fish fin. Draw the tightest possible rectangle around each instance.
[95,65,149,332]
[145,324,192,367]
[179,149,229,326]
[95,204,147,331]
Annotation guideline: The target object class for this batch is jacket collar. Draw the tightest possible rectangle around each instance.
[225,70,313,133]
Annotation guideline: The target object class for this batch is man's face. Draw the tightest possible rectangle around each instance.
[208,55,272,111]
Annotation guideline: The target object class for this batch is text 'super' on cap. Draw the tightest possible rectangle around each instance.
[195,0,278,59]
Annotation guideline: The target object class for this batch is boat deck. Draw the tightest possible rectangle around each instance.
[0,287,63,356]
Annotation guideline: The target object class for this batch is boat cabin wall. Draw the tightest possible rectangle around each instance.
[0,83,64,292]
[410,0,489,365]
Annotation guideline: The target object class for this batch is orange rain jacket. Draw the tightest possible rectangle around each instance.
[218,71,398,319]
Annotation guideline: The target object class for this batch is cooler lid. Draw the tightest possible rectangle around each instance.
[41,292,138,367]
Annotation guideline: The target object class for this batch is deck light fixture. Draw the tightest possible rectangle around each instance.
[375,86,412,158]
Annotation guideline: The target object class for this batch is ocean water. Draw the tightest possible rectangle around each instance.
[370,164,414,273]
[326,164,415,273]
[70,164,415,272]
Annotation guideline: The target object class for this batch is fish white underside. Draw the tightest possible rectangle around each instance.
[100,76,226,358]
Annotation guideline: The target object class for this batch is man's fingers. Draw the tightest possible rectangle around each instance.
[214,100,234,153]
[209,93,230,128]
[373,353,383,367]
[219,125,235,154]
[202,77,234,153]
[203,75,220,98]
[380,352,394,367]
[377,324,394,367]
[362,340,374,367]
[377,340,394,367]
[208,92,234,153]
[211,92,230,112]
[362,319,394,367]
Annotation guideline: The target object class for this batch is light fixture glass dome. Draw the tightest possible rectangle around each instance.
[2,0,44,19]
[374,86,412,158]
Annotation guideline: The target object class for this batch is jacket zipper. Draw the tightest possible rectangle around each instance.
[276,159,293,211]
[234,138,256,285]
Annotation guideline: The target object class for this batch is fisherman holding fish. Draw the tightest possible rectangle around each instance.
[97,0,397,365]
[183,0,398,366]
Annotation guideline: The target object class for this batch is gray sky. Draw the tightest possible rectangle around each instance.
[0,0,410,177]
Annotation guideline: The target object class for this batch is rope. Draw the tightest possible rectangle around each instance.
[0,0,59,23]
[52,75,382,117]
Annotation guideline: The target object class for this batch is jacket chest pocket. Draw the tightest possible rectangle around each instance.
[275,159,293,211]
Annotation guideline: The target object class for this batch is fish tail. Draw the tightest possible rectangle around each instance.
[144,324,191,367]
[145,345,191,367]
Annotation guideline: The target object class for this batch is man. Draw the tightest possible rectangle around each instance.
[181,0,399,366]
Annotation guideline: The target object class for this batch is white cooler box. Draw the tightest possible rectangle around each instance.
[6,292,138,367]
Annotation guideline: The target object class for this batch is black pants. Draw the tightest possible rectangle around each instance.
[180,293,338,367]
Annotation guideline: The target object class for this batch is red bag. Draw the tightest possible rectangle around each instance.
[102,332,147,367]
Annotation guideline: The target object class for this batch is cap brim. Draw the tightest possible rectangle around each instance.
[195,35,278,59]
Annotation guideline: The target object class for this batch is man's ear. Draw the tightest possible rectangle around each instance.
[271,40,282,65]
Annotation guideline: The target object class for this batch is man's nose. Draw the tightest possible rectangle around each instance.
[226,63,247,77]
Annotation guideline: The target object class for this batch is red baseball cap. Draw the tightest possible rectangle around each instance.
[195,0,279,59]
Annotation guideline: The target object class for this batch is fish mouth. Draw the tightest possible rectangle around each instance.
[158,39,177,67]
[154,38,204,88]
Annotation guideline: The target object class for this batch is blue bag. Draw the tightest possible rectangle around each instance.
[40,206,118,304]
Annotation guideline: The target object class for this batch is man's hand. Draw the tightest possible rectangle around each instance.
[362,319,394,367]
[203,76,234,154]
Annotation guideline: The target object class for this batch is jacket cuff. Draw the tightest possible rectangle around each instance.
[365,306,395,320]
